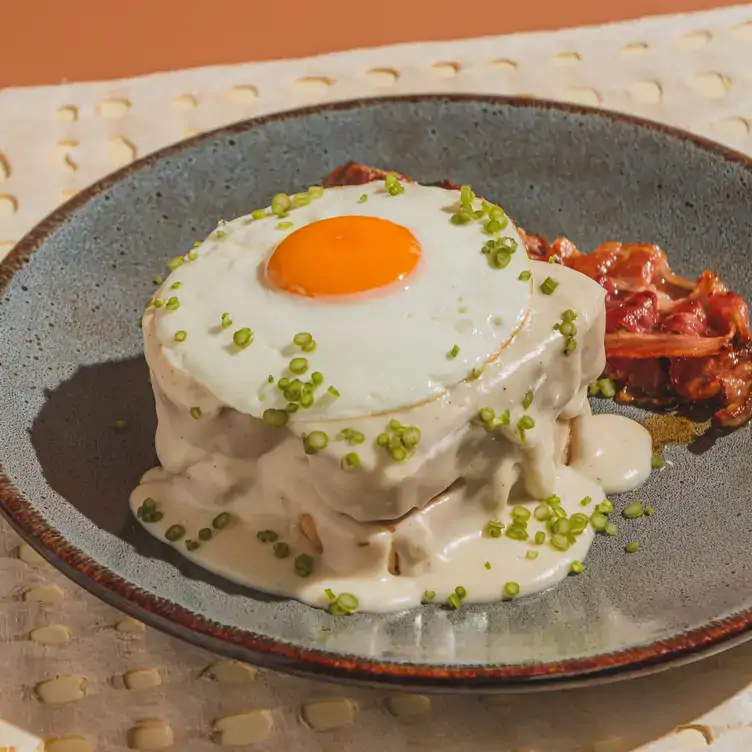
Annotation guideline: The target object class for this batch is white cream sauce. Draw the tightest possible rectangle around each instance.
[131,260,653,612]
[570,413,653,494]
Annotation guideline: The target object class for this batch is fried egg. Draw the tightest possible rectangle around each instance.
[147,180,531,419]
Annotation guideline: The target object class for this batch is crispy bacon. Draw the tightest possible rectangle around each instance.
[323,162,752,427]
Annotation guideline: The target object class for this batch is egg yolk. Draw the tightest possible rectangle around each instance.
[265,216,421,297]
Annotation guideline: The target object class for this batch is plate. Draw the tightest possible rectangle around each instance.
[1,95,751,692]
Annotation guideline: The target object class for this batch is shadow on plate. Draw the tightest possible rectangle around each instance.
[30,356,284,603]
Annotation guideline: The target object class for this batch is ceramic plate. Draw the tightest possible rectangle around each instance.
[1,95,751,692]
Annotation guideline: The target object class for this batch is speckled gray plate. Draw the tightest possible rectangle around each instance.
[1,95,751,693]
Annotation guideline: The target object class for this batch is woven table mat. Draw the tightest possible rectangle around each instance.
[1,6,752,751]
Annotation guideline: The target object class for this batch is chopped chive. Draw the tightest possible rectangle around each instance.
[198,527,212,541]
[221,312,232,329]
[357,194,368,203]
[526,550,539,560]
[423,590,436,601]
[165,525,185,542]
[522,391,534,409]
[174,330,187,343]
[580,496,592,507]
[518,270,532,281]
[460,185,475,207]
[293,331,313,348]
[276,221,294,230]
[447,592,462,609]
[153,298,164,308]
[570,560,584,574]
[605,522,619,536]
[569,513,590,532]
[539,277,559,295]
[448,344,460,359]
[597,499,613,515]
[325,588,336,602]
[190,406,202,420]
[468,367,483,380]
[625,541,640,554]
[389,445,408,462]
[187,250,198,261]
[484,561,491,569]
[385,172,404,196]
[257,530,278,543]
[251,209,268,220]
[327,386,340,398]
[485,520,504,538]
[141,498,156,514]
[645,506,655,516]
[598,378,616,398]
[233,328,254,348]
[505,524,529,541]
[167,256,184,271]
[153,276,164,285]
[534,531,546,545]
[338,428,365,445]
[166,296,180,311]
[289,357,308,375]
[511,506,531,523]
[212,512,231,530]
[327,602,348,617]
[295,553,314,577]
[622,502,644,519]
[455,585,467,599]
[341,452,361,471]
[212,230,227,241]
[170,281,182,290]
[651,454,665,470]
[590,512,607,531]
[337,593,359,613]
[274,541,290,558]
[292,192,312,208]
[478,407,495,425]
[263,408,289,428]
[308,186,324,198]
[503,582,520,598]
[550,533,570,551]
[376,433,390,447]
[271,193,292,216]
[401,426,421,448]
[304,431,329,454]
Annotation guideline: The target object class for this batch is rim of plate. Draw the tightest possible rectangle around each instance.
[1,94,751,692]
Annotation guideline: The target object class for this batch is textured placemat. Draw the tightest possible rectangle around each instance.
[1,6,752,751]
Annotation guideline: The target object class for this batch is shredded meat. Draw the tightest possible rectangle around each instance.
[323,162,752,428]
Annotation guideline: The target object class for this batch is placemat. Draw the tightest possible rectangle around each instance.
[1,5,752,751]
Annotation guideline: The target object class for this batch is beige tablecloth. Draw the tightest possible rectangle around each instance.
[1,6,752,750]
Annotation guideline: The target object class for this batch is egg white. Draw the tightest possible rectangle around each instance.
[147,181,531,420]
